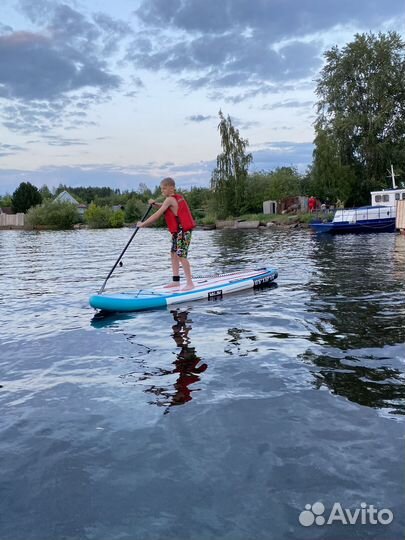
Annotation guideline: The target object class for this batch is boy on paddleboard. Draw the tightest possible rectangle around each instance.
[137,177,196,290]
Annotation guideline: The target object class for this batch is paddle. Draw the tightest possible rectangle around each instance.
[98,204,153,294]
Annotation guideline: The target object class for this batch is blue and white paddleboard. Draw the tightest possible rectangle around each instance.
[89,267,278,312]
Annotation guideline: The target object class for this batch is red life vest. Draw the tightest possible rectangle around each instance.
[164,193,196,233]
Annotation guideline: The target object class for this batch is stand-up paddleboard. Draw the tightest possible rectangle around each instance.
[89,267,278,312]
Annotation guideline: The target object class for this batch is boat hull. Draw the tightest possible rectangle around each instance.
[89,267,278,312]
[311,218,396,234]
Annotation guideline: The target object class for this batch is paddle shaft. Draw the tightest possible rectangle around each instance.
[98,204,153,294]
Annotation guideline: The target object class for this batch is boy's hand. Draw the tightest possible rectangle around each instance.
[149,199,161,208]
[136,221,144,228]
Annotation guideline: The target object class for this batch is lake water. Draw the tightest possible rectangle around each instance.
[0,227,404,540]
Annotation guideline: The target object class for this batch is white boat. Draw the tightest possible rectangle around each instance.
[311,166,405,234]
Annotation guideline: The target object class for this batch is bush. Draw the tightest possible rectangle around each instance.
[26,201,80,229]
[109,210,125,228]
[201,212,217,225]
[84,204,125,228]
[84,204,112,228]
[124,198,145,222]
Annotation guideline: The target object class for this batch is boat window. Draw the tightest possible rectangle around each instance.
[395,193,400,200]
[375,195,381,202]
[382,194,389,202]
[402,193,405,200]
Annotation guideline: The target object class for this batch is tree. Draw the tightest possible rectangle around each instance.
[244,168,302,213]
[265,167,301,202]
[26,201,79,229]
[315,32,405,205]
[309,129,357,205]
[124,197,145,222]
[12,181,42,213]
[211,110,252,218]
[0,194,13,207]
[39,185,53,200]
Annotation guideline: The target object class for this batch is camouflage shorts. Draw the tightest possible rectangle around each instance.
[171,229,192,258]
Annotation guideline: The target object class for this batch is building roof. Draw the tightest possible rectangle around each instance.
[53,190,80,205]
[0,207,14,214]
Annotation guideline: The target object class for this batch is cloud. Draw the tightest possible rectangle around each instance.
[0,92,106,135]
[0,31,120,101]
[136,0,402,37]
[251,142,314,172]
[0,142,26,157]
[0,1,135,135]
[129,0,403,100]
[186,114,214,123]
[0,140,314,195]
[262,100,314,111]
[128,31,322,93]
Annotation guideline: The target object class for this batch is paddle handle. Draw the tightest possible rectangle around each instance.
[98,204,152,294]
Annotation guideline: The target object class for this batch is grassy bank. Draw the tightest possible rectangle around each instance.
[229,212,320,225]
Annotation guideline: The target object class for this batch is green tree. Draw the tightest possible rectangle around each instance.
[315,31,405,205]
[0,194,13,207]
[265,167,301,202]
[109,210,125,228]
[125,197,145,222]
[181,187,211,222]
[244,172,273,213]
[12,181,42,213]
[84,204,113,228]
[211,110,252,218]
[84,204,124,228]
[39,185,53,200]
[26,201,79,229]
[309,129,357,204]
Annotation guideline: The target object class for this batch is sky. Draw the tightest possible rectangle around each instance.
[0,0,403,195]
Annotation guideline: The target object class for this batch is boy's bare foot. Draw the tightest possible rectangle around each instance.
[163,282,181,288]
[181,283,195,291]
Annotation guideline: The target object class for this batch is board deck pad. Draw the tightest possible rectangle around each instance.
[89,267,278,312]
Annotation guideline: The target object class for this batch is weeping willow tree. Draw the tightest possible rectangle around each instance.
[211,110,252,218]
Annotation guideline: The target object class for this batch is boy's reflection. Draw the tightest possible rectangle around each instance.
[145,309,207,412]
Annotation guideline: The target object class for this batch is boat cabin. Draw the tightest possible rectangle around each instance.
[333,205,396,224]
[370,188,405,207]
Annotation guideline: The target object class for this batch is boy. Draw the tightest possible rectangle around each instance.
[137,177,195,290]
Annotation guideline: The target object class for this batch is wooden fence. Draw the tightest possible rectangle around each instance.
[0,213,25,228]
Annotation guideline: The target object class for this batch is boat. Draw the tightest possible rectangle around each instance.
[89,267,278,313]
[310,205,397,234]
[311,165,405,234]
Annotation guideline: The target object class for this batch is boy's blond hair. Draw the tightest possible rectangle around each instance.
[161,177,176,188]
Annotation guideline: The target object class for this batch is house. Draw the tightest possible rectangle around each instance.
[54,190,87,215]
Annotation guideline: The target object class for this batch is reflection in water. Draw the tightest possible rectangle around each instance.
[301,351,405,415]
[212,229,255,267]
[119,310,207,413]
[303,234,405,415]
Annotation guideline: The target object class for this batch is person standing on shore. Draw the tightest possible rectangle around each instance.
[137,177,196,290]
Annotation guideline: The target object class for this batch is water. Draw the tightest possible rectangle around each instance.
[0,227,404,540]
